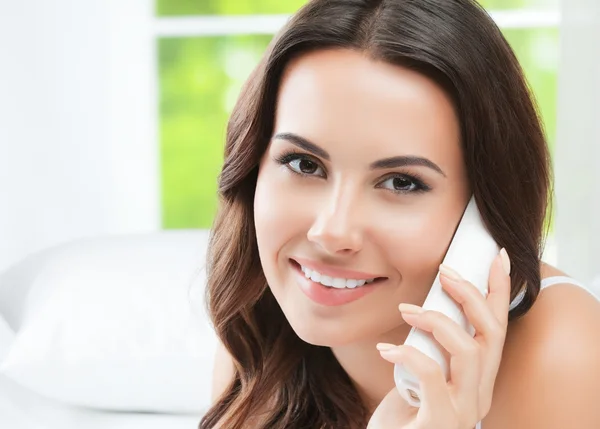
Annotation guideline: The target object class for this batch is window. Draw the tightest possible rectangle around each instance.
[157,0,560,229]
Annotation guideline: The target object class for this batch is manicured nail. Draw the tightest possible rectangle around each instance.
[398,303,425,314]
[376,343,396,351]
[439,264,462,282]
[500,248,511,276]
[379,346,404,359]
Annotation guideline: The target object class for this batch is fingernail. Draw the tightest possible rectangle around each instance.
[500,248,511,276]
[398,303,425,314]
[379,346,404,359]
[439,264,462,282]
[376,343,396,351]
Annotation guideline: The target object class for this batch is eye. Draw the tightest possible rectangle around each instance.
[275,152,326,177]
[378,174,429,194]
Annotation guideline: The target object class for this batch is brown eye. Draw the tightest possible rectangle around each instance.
[287,156,325,177]
[298,159,318,174]
[392,177,414,191]
[377,174,429,194]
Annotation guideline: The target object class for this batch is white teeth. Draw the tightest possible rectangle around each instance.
[346,279,358,289]
[332,278,346,289]
[300,265,377,289]
[321,275,333,287]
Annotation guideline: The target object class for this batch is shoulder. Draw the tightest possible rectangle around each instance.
[508,265,600,368]
[485,264,600,428]
[511,263,600,347]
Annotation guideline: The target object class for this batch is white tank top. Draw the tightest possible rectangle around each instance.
[475,276,598,429]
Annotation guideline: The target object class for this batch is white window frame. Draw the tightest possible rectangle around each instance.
[154,10,560,37]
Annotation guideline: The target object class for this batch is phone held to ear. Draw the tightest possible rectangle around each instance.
[394,196,500,407]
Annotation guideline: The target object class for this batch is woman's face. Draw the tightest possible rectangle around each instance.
[254,48,470,347]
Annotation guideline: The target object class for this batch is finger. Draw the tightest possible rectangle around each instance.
[439,260,507,348]
[438,262,506,397]
[485,248,512,327]
[479,249,511,411]
[399,305,478,357]
[399,307,480,402]
[439,252,511,415]
[380,345,455,417]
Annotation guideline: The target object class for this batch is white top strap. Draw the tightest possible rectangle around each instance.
[508,275,598,311]
[540,275,585,289]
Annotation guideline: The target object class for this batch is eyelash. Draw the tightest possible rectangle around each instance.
[273,150,432,194]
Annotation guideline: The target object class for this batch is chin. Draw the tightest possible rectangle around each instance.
[291,323,356,347]
[282,309,384,348]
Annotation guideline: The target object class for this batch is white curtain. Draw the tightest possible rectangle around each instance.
[555,0,600,288]
[0,0,160,272]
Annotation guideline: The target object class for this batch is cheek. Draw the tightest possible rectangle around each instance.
[377,204,461,287]
[254,166,305,274]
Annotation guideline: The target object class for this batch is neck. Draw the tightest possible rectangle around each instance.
[330,322,413,413]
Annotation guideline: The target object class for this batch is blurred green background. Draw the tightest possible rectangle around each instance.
[157,0,559,228]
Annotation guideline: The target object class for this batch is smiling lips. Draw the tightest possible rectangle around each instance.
[290,258,386,306]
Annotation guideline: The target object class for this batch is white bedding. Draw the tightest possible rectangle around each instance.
[0,374,202,429]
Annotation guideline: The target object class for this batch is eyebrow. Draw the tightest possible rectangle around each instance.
[272,132,447,177]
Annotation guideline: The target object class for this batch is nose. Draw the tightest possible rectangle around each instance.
[306,185,364,255]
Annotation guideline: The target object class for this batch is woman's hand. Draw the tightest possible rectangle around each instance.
[367,249,512,429]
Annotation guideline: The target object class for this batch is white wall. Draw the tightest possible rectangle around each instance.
[555,0,600,287]
[0,0,160,272]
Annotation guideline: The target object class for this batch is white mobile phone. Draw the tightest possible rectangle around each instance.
[394,196,500,407]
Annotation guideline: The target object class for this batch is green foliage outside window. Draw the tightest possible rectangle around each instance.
[160,35,271,228]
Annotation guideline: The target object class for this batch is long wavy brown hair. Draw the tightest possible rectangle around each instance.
[199,0,552,427]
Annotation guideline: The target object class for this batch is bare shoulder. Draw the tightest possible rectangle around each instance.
[484,263,600,428]
[211,339,236,403]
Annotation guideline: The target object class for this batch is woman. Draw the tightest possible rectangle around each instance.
[200,0,600,428]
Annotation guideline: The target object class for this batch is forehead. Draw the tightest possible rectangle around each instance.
[273,49,461,162]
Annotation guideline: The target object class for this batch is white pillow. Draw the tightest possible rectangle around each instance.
[0,230,217,415]
[0,314,14,364]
